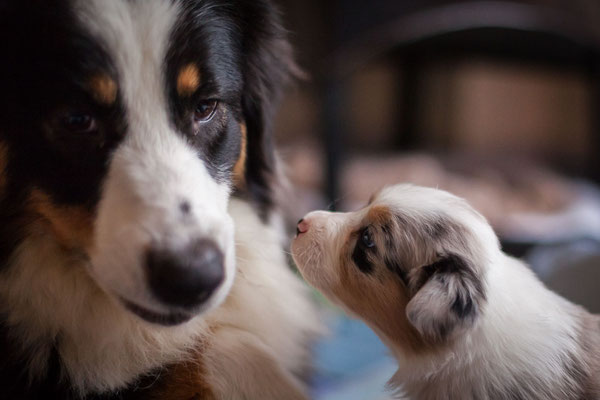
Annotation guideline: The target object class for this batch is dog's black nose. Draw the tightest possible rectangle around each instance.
[145,239,224,308]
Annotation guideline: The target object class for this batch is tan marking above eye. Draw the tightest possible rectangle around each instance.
[367,205,392,225]
[233,123,247,189]
[177,63,201,96]
[28,189,94,251]
[88,74,118,105]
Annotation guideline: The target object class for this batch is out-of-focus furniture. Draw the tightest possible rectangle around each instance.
[316,0,600,207]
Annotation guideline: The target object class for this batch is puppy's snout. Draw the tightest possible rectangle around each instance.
[296,218,310,235]
[145,239,225,309]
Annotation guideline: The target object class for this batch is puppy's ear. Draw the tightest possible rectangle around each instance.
[406,253,486,342]
[235,0,298,217]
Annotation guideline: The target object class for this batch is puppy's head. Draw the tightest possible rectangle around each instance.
[292,184,499,347]
[0,0,293,326]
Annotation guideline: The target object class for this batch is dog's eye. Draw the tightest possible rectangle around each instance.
[60,112,97,134]
[360,228,375,248]
[352,227,376,273]
[194,100,218,122]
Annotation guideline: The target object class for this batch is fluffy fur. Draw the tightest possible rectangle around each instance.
[0,0,320,398]
[292,184,600,400]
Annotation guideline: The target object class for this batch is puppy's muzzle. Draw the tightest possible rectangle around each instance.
[145,239,225,309]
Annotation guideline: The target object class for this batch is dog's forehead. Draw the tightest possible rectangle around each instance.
[5,0,238,110]
[71,0,178,126]
[78,1,240,84]
[1,0,241,110]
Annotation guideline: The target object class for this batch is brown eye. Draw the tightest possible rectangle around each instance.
[60,112,97,134]
[194,100,218,122]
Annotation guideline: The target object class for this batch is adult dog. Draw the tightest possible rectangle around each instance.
[0,0,320,399]
[292,184,600,400]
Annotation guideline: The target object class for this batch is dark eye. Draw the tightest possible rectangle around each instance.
[360,228,375,248]
[60,112,97,134]
[352,227,376,273]
[194,100,218,122]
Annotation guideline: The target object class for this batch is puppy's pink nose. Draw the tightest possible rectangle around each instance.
[296,218,309,235]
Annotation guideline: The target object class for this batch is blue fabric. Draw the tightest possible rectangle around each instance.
[311,310,397,400]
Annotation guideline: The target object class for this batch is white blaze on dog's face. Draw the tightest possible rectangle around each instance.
[292,184,500,349]
[72,0,235,324]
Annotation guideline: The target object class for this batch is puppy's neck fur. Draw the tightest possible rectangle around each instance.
[385,254,600,400]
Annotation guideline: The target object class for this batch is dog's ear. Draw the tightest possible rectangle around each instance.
[405,253,486,342]
[235,0,298,217]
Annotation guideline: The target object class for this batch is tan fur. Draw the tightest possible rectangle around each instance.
[145,345,215,400]
[28,189,94,250]
[233,123,247,189]
[176,64,201,96]
[331,215,427,354]
[88,74,118,105]
[366,205,392,225]
[334,243,426,353]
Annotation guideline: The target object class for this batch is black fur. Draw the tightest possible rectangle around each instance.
[418,253,485,320]
[166,1,244,184]
[351,240,374,273]
[385,259,409,286]
[407,253,487,341]
[0,0,127,272]
[232,0,297,217]
[379,223,409,284]
[164,0,296,217]
[0,0,126,207]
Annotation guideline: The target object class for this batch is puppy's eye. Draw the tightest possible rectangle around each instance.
[60,112,97,134]
[360,228,375,248]
[352,227,376,273]
[194,100,218,122]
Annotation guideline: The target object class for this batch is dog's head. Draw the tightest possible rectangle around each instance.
[292,184,499,348]
[0,0,292,325]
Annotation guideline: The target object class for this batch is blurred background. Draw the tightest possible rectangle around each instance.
[270,1,600,399]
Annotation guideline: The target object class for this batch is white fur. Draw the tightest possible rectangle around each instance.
[392,254,586,399]
[205,199,323,400]
[292,210,355,295]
